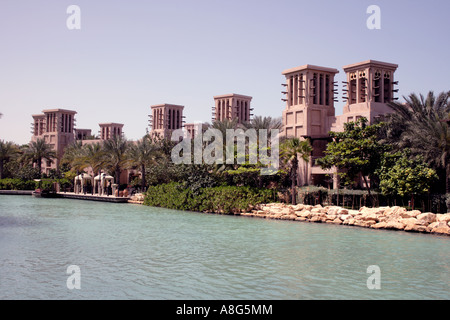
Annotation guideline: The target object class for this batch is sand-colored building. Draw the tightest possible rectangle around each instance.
[31,109,77,174]
[212,93,253,124]
[149,104,185,139]
[30,59,398,189]
[281,59,399,187]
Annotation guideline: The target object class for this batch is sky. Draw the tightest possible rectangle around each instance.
[0,0,449,145]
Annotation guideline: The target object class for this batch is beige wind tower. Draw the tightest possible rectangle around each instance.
[212,94,253,124]
[31,109,77,174]
[280,60,399,188]
[99,123,124,140]
[281,64,339,139]
[149,104,185,138]
[281,64,340,187]
[341,60,399,124]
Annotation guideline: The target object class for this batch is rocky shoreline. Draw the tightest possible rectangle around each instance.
[240,203,450,236]
[129,193,450,236]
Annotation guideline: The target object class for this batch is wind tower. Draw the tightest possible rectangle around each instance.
[212,94,253,124]
[149,104,185,138]
[341,60,399,123]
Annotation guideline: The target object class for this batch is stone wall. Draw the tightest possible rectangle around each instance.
[240,203,450,236]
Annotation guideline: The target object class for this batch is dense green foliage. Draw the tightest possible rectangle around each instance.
[0,179,37,190]
[383,91,450,193]
[144,182,276,214]
[317,117,388,197]
[377,150,438,197]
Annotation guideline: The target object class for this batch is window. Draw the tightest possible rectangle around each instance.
[319,74,324,105]
[374,70,381,103]
[383,72,391,103]
[359,71,367,103]
[350,73,357,104]
[299,74,304,104]
[312,73,318,105]
[290,77,294,106]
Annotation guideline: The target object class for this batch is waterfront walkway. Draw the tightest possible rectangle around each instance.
[0,190,129,203]
[57,192,130,203]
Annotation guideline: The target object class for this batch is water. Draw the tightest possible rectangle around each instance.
[0,195,448,300]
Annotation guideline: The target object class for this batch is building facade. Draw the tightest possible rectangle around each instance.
[149,104,185,138]
[281,60,399,187]
[212,94,253,124]
[99,123,124,140]
[31,109,77,174]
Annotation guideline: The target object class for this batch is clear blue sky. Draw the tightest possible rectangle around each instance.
[0,0,449,145]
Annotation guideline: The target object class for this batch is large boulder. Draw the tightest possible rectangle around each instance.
[309,215,322,223]
[385,219,406,230]
[384,206,406,217]
[436,213,450,223]
[362,212,379,222]
[360,207,384,215]
[417,212,437,225]
[326,207,341,216]
[292,204,305,211]
[281,214,297,221]
[401,218,419,228]
[298,210,312,219]
[430,222,450,235]
[401,210,421,218]
[343,218,356,226]
[328,218,342,225]
[371,222,387,229]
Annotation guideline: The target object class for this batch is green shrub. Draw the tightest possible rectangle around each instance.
[143,183,276,214]
[0,179,37,190]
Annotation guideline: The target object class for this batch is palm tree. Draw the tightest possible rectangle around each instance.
[61,141,85,174]
[280,137,313,204]
[243,115,283,131]
[385,91,450,193]
[0,140,18,179]
[26,138,56,176]
[209,118,242,137]
[102,135,130,185]
[127,135,161,192]
[81,142,106,183]
[243,115,282,166]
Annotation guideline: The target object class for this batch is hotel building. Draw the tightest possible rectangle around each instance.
[281,59,399,187]
[212,93,253,124]
[149,104,185,139]
[31,109,77,174]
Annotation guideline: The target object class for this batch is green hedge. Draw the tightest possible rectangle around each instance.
[0,179,37,190]
[143,182,277,214]
[0,178,72,191]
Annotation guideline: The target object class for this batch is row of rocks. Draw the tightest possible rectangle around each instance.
[239,203,450,236]
[128,193,145,204]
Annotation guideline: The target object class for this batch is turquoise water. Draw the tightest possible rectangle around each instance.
[0,195,448,300]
